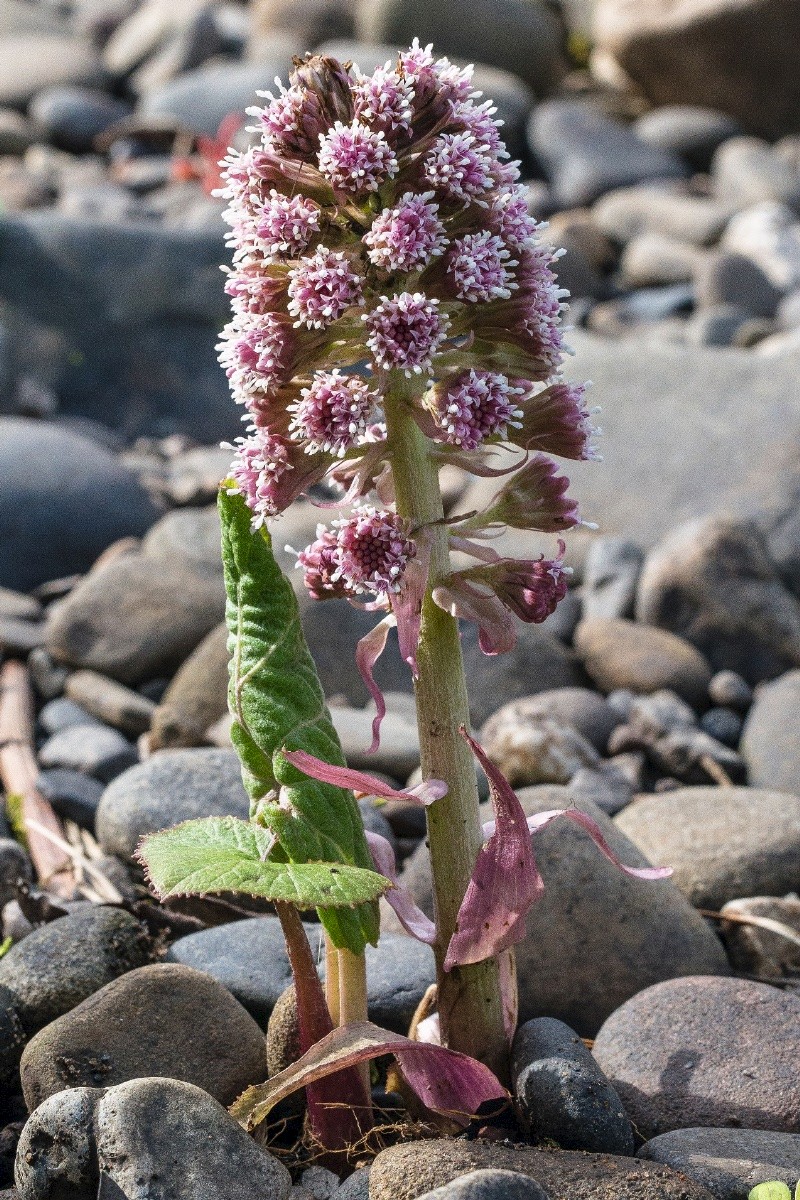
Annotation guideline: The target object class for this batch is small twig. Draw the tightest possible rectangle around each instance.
[700,908,800,950]
[699,754,733,786]
[0,660,75,897]
[25,818,123,904]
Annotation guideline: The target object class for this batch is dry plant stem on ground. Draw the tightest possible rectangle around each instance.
[384,384,507,1077]
[0,660,74,897]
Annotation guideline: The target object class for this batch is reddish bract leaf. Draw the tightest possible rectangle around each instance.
[445,728,673,969]
[282,747,446,806]
[230,1020,508,1131]
[354,615,394,751]
[444,728,541,969]
[365,830,437,944]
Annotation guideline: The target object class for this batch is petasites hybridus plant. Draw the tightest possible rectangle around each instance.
[139,44,670,1158]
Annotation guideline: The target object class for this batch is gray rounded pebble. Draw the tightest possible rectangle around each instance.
[637,1127,800,1200]
[0,906,150,1036]
[96,748,250,859]
[19,962,267,1111]
[37,725,138,783]
[512,1017,634,1155]
[37,697,101,736]
[36,769,104,830]
[416,1171,550,1200]
[14,1086,97,1200]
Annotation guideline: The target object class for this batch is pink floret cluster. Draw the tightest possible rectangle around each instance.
[217,43,594,648]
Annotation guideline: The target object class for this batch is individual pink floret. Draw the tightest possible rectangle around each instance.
[363,292,449,375]
[254,191,322,262]
[352,65,414,140]
[288,370,377,456]
[332,507,416,595]
[429,369,525,449]
[287,247,364,329]
[317,120,398,195]
[423,131,496,204]
[446,231,517,302]
[225,433,293,527]
[363,192,448,273]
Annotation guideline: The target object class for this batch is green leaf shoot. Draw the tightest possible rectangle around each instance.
[138,817,391,909]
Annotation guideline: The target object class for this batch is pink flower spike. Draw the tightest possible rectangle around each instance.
[355,614,394,752]
[365,831,438,944]
[444,727,543,970]
[281,748,446,806]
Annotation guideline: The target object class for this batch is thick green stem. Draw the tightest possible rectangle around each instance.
[384,382,509,1082]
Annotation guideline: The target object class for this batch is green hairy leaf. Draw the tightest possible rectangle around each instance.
[139,817,391,909]
[220,487,380,952]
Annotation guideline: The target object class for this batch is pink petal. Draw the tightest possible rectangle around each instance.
[389,530,433,677]
[230,1021,508,1131]
[365,831,437,944]
[282,748,447,806]
[524,807,672,881]
[444,728,542,969]
[448,535,502,565]
[354,615,394,752]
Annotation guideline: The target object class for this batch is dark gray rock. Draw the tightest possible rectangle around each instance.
[0,419,158,593]
[45,551,225,686]
[14,1078,292,1200]
[94,1078,291,1199]
[461,622,585,729]
[335,1167,371,1200]
[415,1172,549,1200]
[140,59,289,136]
[20,962,268,1111]
[582,538,644,621]
[0,216,233,443]
[0,35,105,107]
[386,791,729,1035]
[593,976,800,1137]
[0,984,25,1090]
[637,518,800,685]
[633,106,741,172]
[358,799,397,855]
[593,185,733,247]
[637,1128,800,1200]
[36,769,105,830]
[686,305,751,348]
[167,917,434,1033]
[369,1139,717,1200]
[741,671,800,793]
[615,787,800,909]
[528,100,687,209]
[591,0,800,141]
[695,253,782,319]
[13,1086,97,1200]
[512,1017,633,1155]
[353,0,568,98]
[574,617,712,706]
[96,748,250,860]
[37,725,138,783]
[0,839,33,906]
[712,137,800,212]
[699,707,742,747]
[29,86,131,153]
[166,918,322,1027]
[64,671,155,739]
[38,697,101,736]
[0,906,150,1036]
